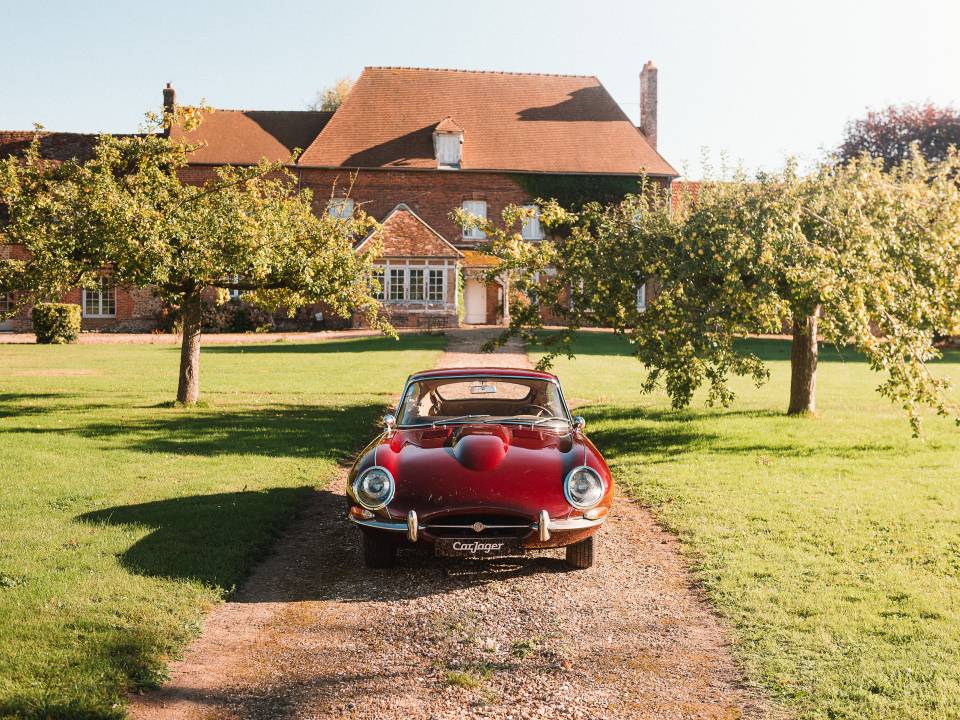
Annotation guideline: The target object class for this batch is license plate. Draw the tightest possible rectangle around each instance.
[434,538,521,558]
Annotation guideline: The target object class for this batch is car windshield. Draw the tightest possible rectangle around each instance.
[397,376,570,427]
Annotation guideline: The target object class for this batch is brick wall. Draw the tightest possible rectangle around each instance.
[298,168,532,245]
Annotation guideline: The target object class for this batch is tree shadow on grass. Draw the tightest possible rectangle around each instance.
[535,332,960,365]
[8,401,385,459]
[0,391,115,419]
[79,487,313,590]
[201,334,444,355]
[80,487,573,606]
[583,403,900,462]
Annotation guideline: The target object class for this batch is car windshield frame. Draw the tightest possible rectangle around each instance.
[393,373,573,429]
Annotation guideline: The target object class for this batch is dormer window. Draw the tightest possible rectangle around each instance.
[433,117,464,169]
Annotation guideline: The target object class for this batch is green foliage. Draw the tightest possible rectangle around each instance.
[544,331,960,720]
[307,77,354,112]
[474,155,960,433]
[510,173,641,210]
[30,302,81,344]
[0,112,391,400]
[456,268,465,323]
[0,334,445,718]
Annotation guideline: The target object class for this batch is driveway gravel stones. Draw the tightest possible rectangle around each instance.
[129,329,768,720]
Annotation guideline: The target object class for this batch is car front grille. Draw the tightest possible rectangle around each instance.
[423,513,532,539]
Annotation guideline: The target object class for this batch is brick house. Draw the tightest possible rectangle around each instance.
[1,64,677,331]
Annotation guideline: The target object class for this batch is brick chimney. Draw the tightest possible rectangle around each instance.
[639,61,658,150]
[162,83,176,136]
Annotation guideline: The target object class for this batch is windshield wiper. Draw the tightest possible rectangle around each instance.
[530,415,572,427]
[431,414,491,427]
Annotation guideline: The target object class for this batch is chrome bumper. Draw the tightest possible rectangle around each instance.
[348,509,606,542]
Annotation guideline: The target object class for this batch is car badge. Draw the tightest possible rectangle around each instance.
[472,522,485,533]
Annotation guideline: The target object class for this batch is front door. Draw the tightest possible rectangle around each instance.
[463,277,487,324]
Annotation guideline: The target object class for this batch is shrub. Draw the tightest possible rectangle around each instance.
[32,303,81,344]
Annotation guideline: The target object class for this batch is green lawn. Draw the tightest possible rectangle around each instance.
[0,334,444,720]
[541,332,960,720]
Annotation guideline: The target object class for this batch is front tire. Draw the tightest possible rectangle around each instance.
[361,532,396,568]
[565,536,594,569]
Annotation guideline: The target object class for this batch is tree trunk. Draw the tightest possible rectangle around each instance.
[176,290,203,404]
[788,309,819,415]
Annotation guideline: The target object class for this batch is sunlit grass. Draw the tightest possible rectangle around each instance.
[0,334,444,719]
[540,331,960,720]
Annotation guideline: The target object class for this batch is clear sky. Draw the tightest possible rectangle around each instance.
[2,0,957,178]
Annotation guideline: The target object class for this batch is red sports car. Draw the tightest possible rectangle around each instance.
[346,368,612,569]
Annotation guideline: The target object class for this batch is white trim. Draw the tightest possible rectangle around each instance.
[375,260,453,307]
[636,282,647,312]
[461,199,487,240]
[82,277,116,318]
[520,204,544,240]
[355,203,463,257]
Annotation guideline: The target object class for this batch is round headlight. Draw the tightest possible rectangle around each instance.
[564,466,604,510]
[353,466,395,510]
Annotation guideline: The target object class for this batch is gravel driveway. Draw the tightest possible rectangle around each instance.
[129,330,767,720]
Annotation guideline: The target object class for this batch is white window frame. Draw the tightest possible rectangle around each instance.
[328,198,354,220]
[427,269,444,302]
[388,267,405,301]
[408,268,425,301]
[435,133,462,167]
[226,274,241,300]
[379,262,450,305]
[82,277,116,318]
[461,200,487,240]
[521,204,543,240]
[636,282,647,312]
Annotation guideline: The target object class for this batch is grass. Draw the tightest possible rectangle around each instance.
[444,669,489,690]
[538,331,960,720]
[0,334,444,720]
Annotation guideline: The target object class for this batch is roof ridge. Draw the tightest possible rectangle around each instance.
[0,130,104,137]
[199,108,333,115]
[364,65,598,80]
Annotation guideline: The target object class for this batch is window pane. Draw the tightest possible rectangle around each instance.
[408,269,424,301]
[521,205,542,240]
[226,274,241,299]
[636,282,647,311]
[328,198,354,219]
[83,288,99,316]
[427,270,444,301]
[462,200,487,239]
[389,268,405,301]
[101,279,116,316]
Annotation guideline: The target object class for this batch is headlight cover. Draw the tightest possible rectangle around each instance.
[564,466,604,510]
[353,466,395,510]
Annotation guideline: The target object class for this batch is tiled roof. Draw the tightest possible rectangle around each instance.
[299,67,676,176]
[0,131,104,163]
[460,250,501,268]
[171,110,334,165]
[435,116,464,133]
[671,180,701,212]
[357,203,462,258]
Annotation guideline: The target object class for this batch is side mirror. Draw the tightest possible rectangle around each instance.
[382,413,397,432]
[572,416,586,432]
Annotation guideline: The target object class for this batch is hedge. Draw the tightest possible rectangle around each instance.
[32,303,81,344]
